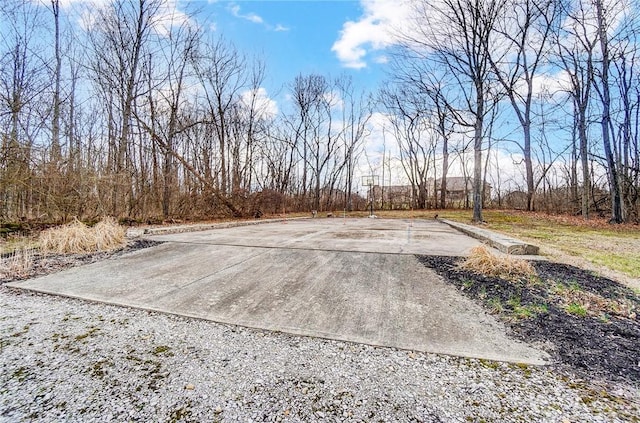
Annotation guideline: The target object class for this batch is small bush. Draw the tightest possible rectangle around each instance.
[458,246,537,281]
[39,217,126,254]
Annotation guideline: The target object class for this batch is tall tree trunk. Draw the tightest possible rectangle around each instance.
[595,0,622,223]
[473,89,484,223]
[440,136,448,209]
[51,0,61,161]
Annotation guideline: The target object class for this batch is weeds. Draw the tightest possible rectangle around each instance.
[507,297,548,319]
[487,297,504,314]
[553,282,636,319]
[0,246,34,279]
[566,303,588,317]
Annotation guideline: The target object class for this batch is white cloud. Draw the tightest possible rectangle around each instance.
[229,4,264,24]
[228,3,289,33]
[373,55,389,64]
[560,0,631,44]
[332,0,411,69]
[530,71,571,99]
[240,87,279,120]
[152,0,195,37]
[64,0,195,36]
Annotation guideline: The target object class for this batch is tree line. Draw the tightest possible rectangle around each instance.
[387,0,639,223]
[1,0,638,224]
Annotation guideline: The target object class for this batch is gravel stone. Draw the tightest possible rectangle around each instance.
[1,286,638,422]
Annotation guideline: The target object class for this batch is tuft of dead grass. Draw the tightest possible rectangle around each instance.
[93,217,127,252]
[458,246,537,281]
[39,217,126,254]
[0,246,34,279]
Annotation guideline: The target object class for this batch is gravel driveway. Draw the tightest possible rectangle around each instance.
[2,286,637,422]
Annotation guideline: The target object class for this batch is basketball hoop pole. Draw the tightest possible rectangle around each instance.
[370,194,374,217]
[362,175,378,218]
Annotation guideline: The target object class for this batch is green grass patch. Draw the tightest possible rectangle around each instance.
[566,303,588,317]
[584,252,640,278]
[487,297,504,314]
[507,297,548,319]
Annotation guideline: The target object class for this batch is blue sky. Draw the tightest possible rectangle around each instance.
[194,0,392,97]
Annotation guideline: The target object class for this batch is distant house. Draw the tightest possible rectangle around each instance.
[368,177,492,210]
[432,177,492,208]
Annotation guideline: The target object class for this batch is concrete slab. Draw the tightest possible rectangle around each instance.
[441,219,540,255]
[7,218,549,364]
[149,218,487,256]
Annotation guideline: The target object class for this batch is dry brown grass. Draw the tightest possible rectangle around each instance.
[0,246,34,279]
[39,217,126,254]
[458,246,537,281]
[553,283,637,319]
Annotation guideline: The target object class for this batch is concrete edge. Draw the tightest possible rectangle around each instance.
[440,219,540,256]
[2,284,549,365]
[127,217,310,237]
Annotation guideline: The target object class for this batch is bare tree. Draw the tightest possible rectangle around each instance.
[592,0,625,223]
[0,0,48,219]
[192,37,248,197]
[380,85,435,209]
[138,14,200,218]
[336,76,371,211]
[87,0,162,216]
[554,0,597,219]
[398,0,507,221]
[488,0,559,211]
[287,74,341,210]
[392,62,456,209]
[50,0,62,161]
[614,41,640,219]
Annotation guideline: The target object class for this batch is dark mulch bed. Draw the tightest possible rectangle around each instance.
[1,239,163,284]
[417,255,640,385]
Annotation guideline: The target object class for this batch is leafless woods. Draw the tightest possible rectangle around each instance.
[1,0,639,223]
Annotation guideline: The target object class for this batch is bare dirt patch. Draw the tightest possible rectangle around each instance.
[417,255,640,386]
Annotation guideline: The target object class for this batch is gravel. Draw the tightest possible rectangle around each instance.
[1,286,638,422]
